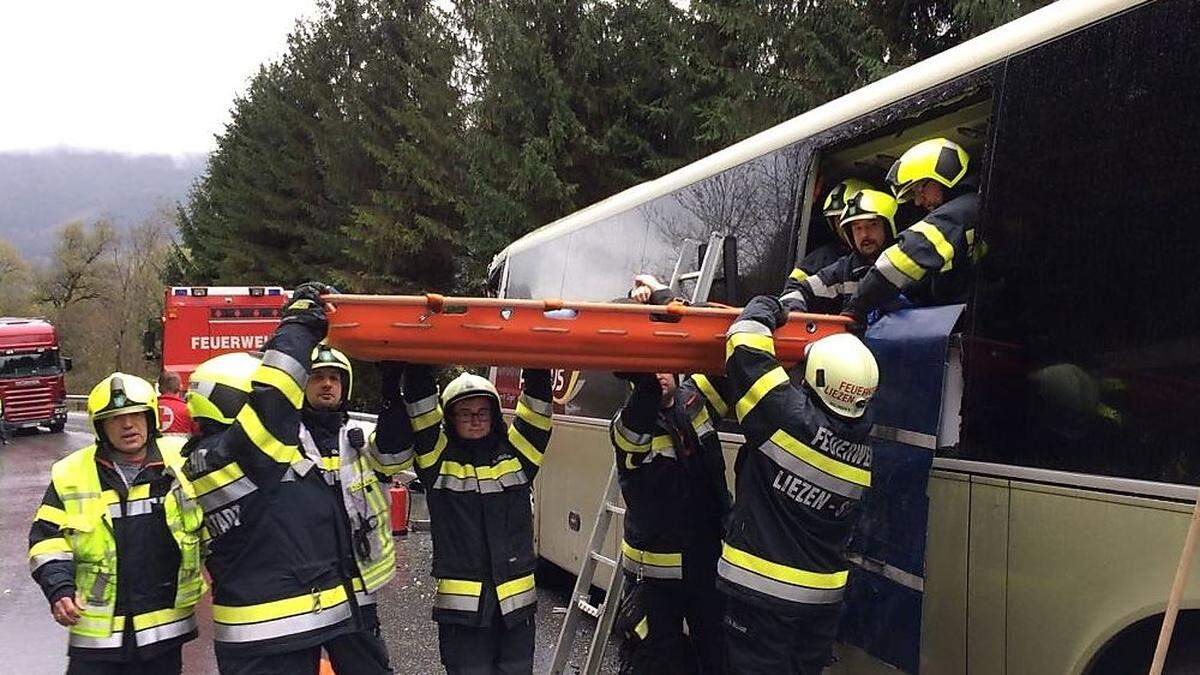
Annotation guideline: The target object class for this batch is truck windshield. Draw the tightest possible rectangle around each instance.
[0,351,62,378]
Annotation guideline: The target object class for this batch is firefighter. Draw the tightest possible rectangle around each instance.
[403,362,553,674]
[28,373,205,675]
[720,296,879,674]
[182,282,365,675]
[781,189,899,316]
[784,178,874,311]
[843,138,980,329]
[299,345,413,673]
[614,276,731,674]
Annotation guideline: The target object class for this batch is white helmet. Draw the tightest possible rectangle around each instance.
[804,334,879,418]
[441,372,501,411]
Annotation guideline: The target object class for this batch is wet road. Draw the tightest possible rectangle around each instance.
[0,417,616,674]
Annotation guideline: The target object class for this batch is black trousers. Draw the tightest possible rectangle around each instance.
[437,614,535,675]
[722,594,842,675]
[325,604,393,674]
[615,577,725,675]
[66,647,182,675]
[216,647,321,675]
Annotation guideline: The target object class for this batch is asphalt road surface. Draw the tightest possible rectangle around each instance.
[0,420,617,674]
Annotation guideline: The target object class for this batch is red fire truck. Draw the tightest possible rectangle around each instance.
[145,286,287,384]
[0,318,72,433]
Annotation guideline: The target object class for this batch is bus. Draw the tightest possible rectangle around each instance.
[487,0,1200,672]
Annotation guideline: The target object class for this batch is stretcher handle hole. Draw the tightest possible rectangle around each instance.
[806,321,817,334]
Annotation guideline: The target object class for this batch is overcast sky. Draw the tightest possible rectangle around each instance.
[0,1,320,157]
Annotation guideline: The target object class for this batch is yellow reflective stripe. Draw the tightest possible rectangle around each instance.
[213,585,348,625]
[515,401,551,431]
[734,367,789,422]
[910,222,956,267]
[496,574,535,600]
[416,433,448,470]
[30,537,71,557]
[651,435,674,452]
[253,365,304,408]
[236,405,302,465]
[437,578,483,597]
[411,408,442,432]
[192,462,244,496]
[788,267,807,282]
[635,616,649,639]
[132,606,193,630]
[722,542,847,589]
[726,332,776,362]
[476,457,523,481]
[692,375,728,419]
[622,540,682,567]
[883,245,926,281]
[613,427,651,454]
[691,404,712,432]
[507,426,543,467]
[439,460,475,479]
[36,504,67,526]
[771,430,870,487]
[320,456,340,472]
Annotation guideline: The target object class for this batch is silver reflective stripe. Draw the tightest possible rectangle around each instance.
[758,439,864,500]
[355,591,377,607]
[135,615,197,646]
[434,593,480,612]
[262,350,308,388]
[406,394,439,418]
[649,446,677,461]
[60,492,103,502]
[30,551,72,574]
[433,471,530,494]
[807,276,838,299]
[693,420,715,437]
[498,588,536,615]
[69,631,125,649]
[717,559,844,604]
[213,601,352,643]
[875,254,913,289]
[780,290,805,303]
[189,379,217,401]
[519,393,553,417]
[622,556,683,580]
[372,448,414,467]
[835,281,859,295]
[726,319,772,338]
[197,476,257,512]
[613,418,652,447]
[109,496,162,519]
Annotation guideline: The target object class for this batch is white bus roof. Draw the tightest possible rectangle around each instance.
[494,0,1145,265]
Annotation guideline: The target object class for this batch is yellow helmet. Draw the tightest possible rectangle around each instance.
[311,344,353,400]
[886,138,970,203]
[188,352,261,426]
[804,334,879,418]
[441,372,500,411]
[87,372,159,440]
[839,189,899,243]
[822,178,873,239]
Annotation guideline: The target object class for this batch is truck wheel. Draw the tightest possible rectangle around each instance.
[48,420,65,434]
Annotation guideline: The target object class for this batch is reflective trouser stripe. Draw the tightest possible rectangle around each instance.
[718,543,846,605]
[497,574,536,615]
[435,578,482,613]
[212,585,351,644]
[621,541,683,580]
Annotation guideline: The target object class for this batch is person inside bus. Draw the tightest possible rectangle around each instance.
[296,346,412,674]
[840,137,981,330]
[181,283,369,675]
[28,372,205,675]
[402,360,553,674]
[780,188,899,318]
[784,178,874,313]
[609,280,732,675]
[720,295,878,675]
[157,370,197,435]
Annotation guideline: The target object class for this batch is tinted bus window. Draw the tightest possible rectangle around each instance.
[959,0,1200,484]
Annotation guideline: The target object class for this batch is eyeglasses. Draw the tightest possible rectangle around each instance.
[453,410,492,423]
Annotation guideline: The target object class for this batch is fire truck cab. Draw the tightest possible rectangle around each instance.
[145,286,287,385]
[0,318,71,434]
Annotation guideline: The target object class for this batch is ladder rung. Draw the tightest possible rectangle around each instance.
[678,271,701,280]
[604,502,626,516]
[576,597,601,618]
[589,551,618,568]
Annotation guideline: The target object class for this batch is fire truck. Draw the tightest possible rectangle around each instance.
[0,318,72,433]
[144,286,287,384]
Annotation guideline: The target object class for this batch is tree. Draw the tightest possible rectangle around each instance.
[0,237,33,315]
[34,220,116,309]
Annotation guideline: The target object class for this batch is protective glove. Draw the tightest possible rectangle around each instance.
[839,308,865,337]
[737,295,788,332]
[280,281,333,335]
[378,361,407,400]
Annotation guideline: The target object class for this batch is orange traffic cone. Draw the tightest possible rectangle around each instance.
[319,656,336,674]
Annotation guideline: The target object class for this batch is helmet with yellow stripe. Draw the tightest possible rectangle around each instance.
[311,344,354,400]
[886,138,970,203]
[822,178,873,240]
[188,352,262,427]
[839,189,899,248]
[87,373,159,442]
[804,334,879,418]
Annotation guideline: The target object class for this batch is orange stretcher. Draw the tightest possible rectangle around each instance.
[323,294,850,373]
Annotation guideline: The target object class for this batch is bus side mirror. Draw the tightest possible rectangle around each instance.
[62,357,73,372]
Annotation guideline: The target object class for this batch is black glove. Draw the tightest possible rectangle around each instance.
[839,309,865,337]
[378,361,407,400]
[737,295,788,331]
[280,281,332,334]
